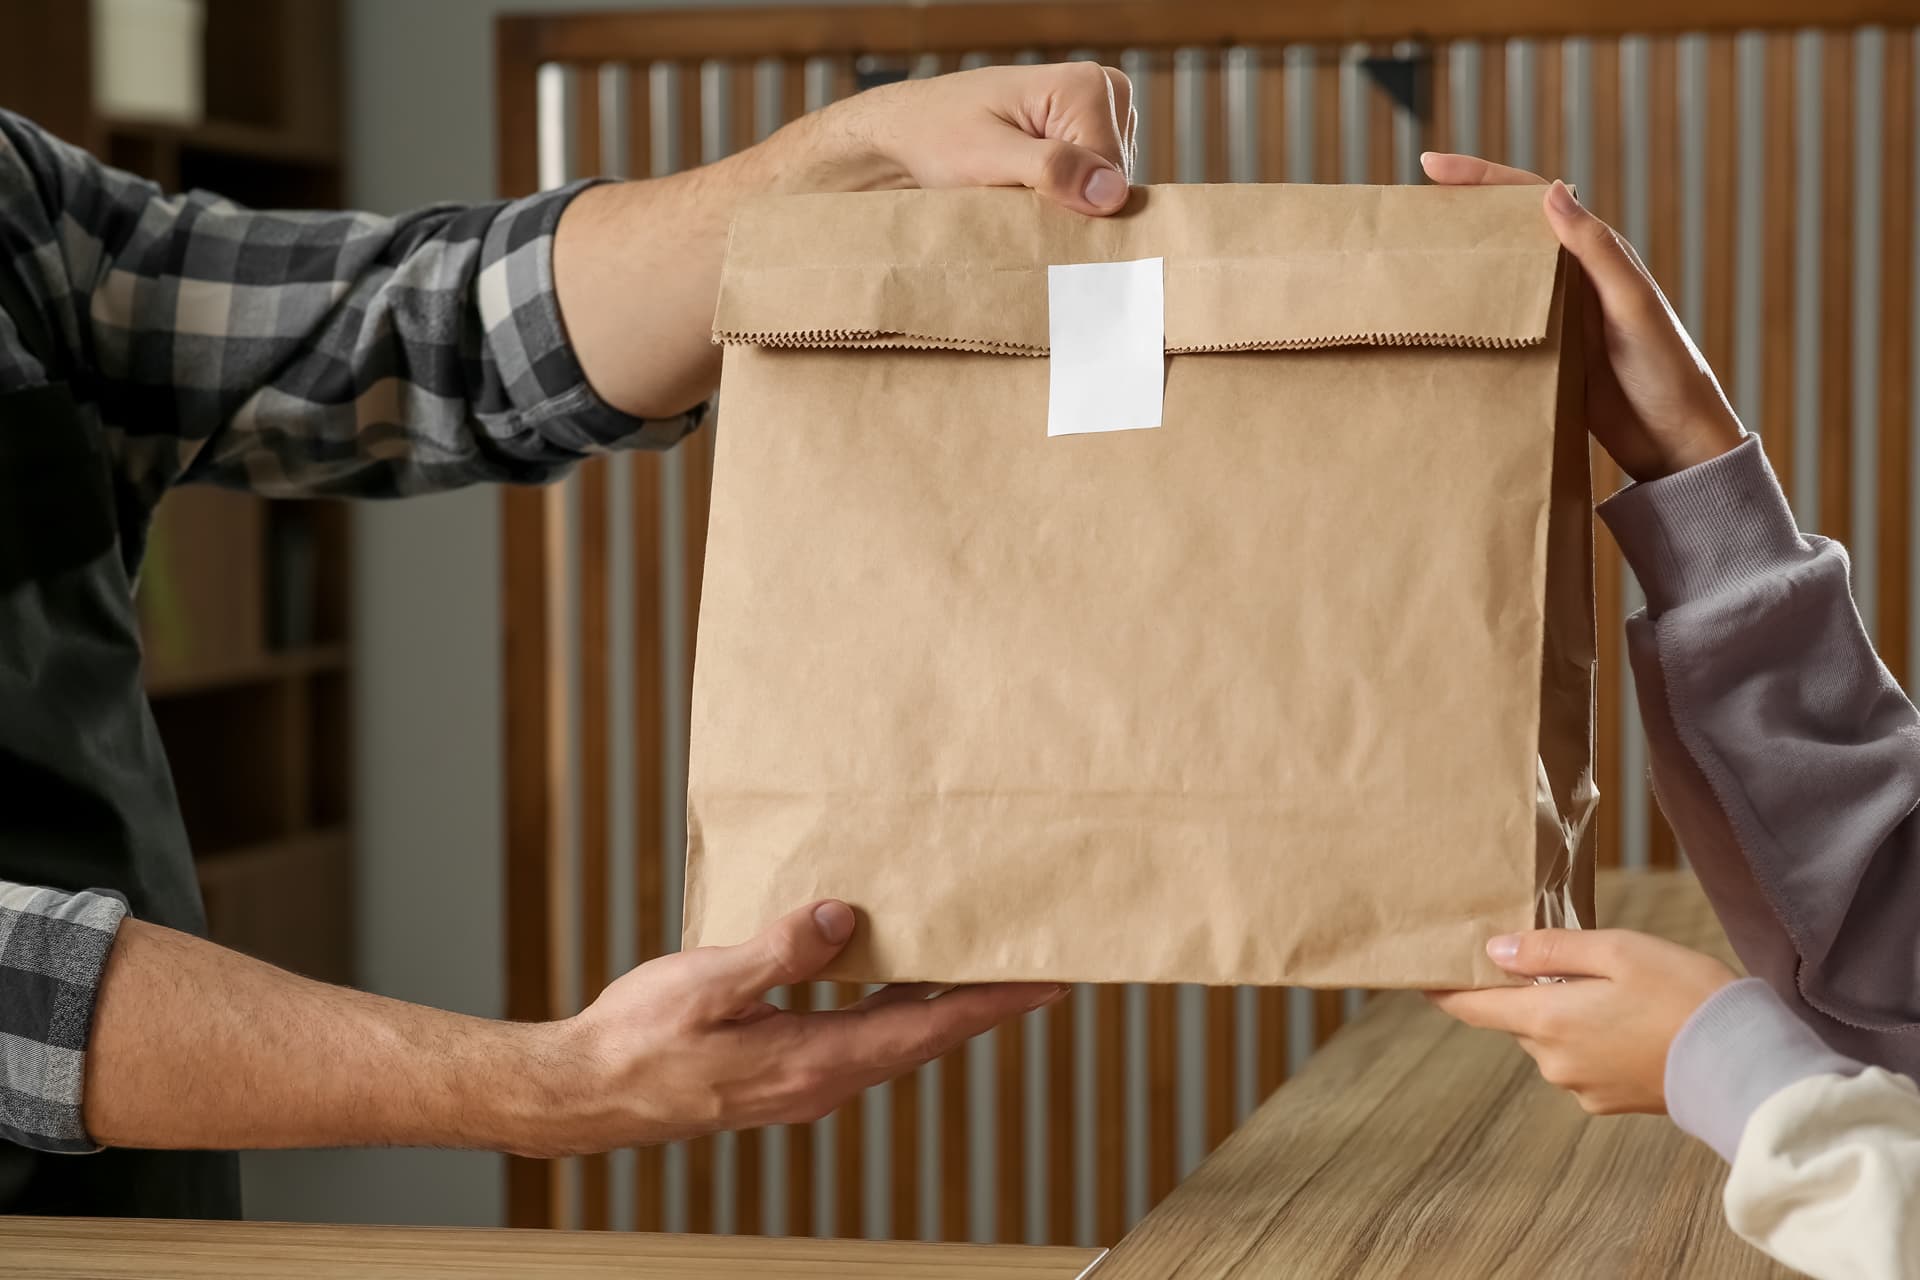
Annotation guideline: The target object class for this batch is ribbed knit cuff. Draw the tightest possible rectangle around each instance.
[1597,438,1809,616]
[1665,977,1864,1162]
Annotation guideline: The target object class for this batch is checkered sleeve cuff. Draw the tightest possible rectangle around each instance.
[475,182,707,457]
[0,882,128,1153]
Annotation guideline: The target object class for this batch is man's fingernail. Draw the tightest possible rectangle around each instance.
[1487,935,1520,964]
[1084,167,1127,209]
[1029,984,1073,1010]
[813,902,854,944]
[1548,180,1579,215]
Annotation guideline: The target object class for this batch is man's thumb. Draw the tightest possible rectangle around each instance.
[712,900,854,1001]
[1002,134,1129,215]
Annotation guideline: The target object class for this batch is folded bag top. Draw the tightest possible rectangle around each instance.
[689,182,1595,990]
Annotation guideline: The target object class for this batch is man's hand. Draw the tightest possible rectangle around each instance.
[528,900,1062,1155]
[1420,153,1746,483]
[1428,929,1737,1115]
[555,62,1135,421]
[840,62,1136,215]
[85,902,1058,1155]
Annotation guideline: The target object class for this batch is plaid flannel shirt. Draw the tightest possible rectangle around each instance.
[0,109,700,1153]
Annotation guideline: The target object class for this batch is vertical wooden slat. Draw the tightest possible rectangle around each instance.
[890,1066,921,1241]
[1205,987,1235,1151]
[498,16,557,1230]
[1879,33,1914,688]
[1094,984,1125,1244]
[997,1016,1026,1241]
[1479,38,1508,164]
[1428,41,1452,165]
[1046,994,1073,1244]
[1820,32,1855,546]
[1149,52,1177,184]
[730,58,756,154]
[622,63,666,1235]
[1368,45,1395,183]
[1313,989,1343,1048]
[1314,51,1340,183]
[679,60,705,175]
[571,64,612,1232]
[1703,37,1737,384]
[1590,38,1625,872]
[1762,34,1799,520]
[1646,35,1682,869]
[577,459,612,1232]
[1205,52,1230,182]
[1146,988,1177,1205]
[782,57,807,125]
[1259,47,1287,181]
[1536,40,1563,180]
[835,985,863,1239]
[940,1033,968,1242]
[788,984,816,1239]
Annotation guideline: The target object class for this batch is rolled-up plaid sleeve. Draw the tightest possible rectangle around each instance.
[0,882,127,1153]
[0,109,703,507]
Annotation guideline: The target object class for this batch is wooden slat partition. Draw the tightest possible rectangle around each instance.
[498,5,1920,1245]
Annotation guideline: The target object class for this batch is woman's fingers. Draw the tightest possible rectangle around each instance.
[1419,152,1544,187]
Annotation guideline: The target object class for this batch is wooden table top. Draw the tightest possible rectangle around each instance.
[0,1217,1102,1278]
[1091,870,1792,1278]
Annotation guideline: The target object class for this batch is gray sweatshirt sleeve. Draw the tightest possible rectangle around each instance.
[1597,438,1920,1151]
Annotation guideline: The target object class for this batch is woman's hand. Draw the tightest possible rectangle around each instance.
[1422,153,1747,483]
[1429,928,1737,1115]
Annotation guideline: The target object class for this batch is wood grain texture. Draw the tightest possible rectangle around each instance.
[1095,873,1792,1278]
[1761,33,1798,507]
[1820,32,1855,546]
[1590,37,1624,872]
[509,2,1918,65]
[1879,32,1914,687]
[1645,35,1681,870]
[0,1219,1100,1280]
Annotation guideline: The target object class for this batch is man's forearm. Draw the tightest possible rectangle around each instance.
[83,919,562,1154]
[553,101,893,421]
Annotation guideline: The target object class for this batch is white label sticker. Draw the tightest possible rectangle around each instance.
[1046,257,1166,437]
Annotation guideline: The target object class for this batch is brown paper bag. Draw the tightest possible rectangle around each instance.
[685,183,1596,990]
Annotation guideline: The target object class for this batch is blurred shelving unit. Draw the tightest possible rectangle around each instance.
[0,0,353,986]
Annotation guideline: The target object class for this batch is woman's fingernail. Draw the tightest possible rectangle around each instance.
[1084,167,1128,209]
[1548,180,1579,215]
[813,901,854,944]
[1487,935,1521,963]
